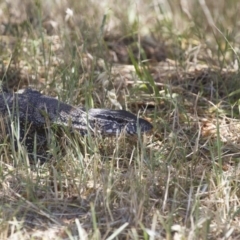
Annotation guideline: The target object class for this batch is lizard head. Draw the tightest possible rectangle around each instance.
[88,109,153,135]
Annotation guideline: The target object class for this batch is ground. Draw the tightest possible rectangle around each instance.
[1,0,240,239]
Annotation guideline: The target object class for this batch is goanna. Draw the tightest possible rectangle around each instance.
[0,88,153,160]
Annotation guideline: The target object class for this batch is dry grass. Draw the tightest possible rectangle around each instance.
[1,0,240,239]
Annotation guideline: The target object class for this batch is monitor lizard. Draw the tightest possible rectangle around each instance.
[0,88,153,161]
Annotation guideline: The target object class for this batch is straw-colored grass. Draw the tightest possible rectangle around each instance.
[1,0,240,239]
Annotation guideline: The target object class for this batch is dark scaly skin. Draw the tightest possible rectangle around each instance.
[0,88,153,161]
